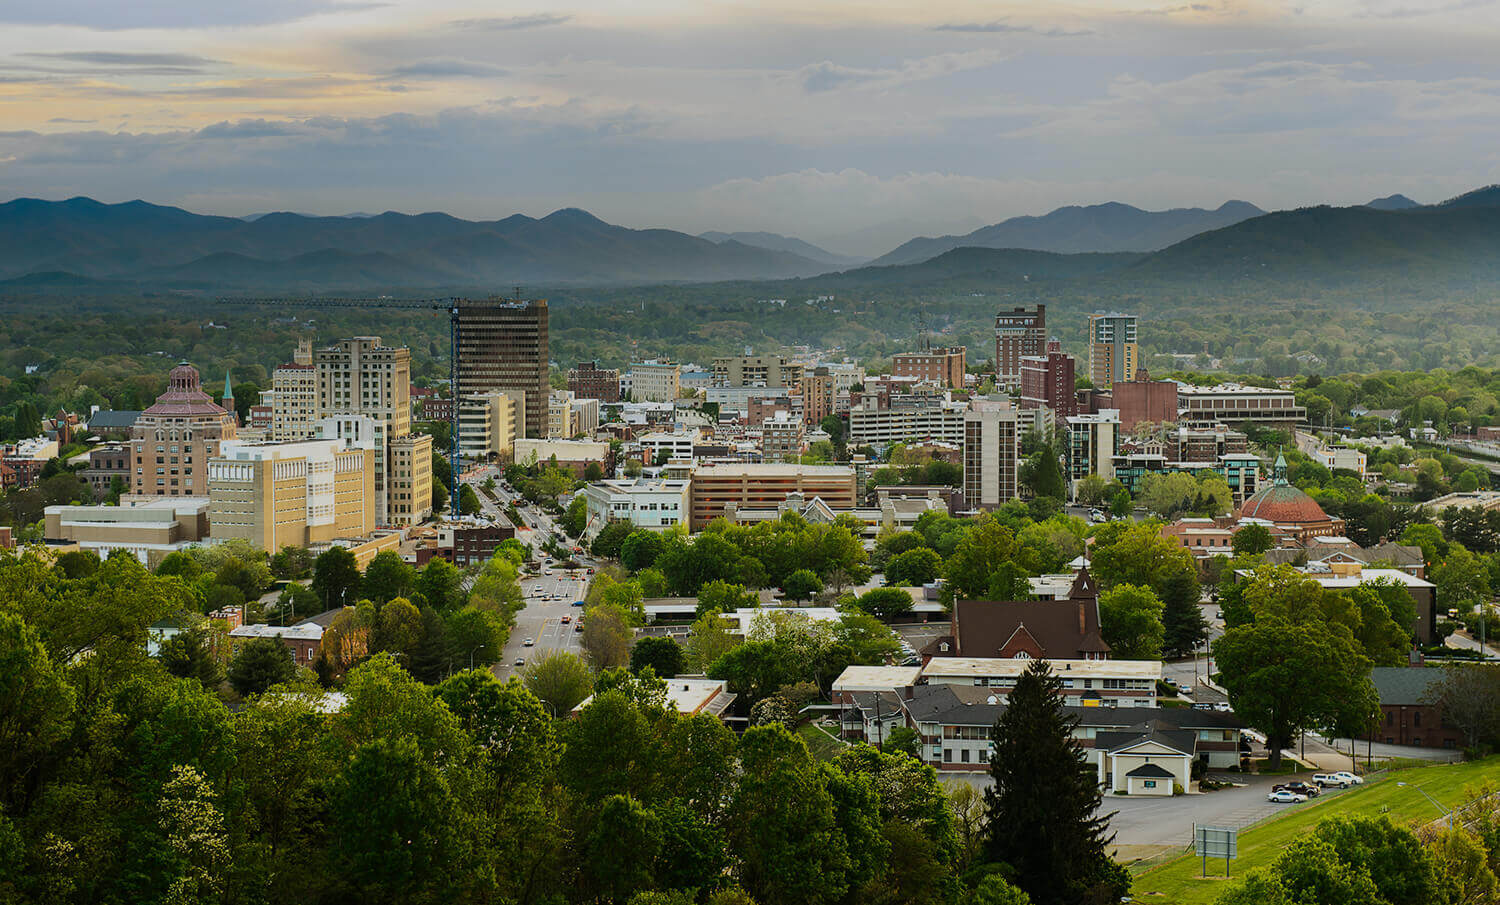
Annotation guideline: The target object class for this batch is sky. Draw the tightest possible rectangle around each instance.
[2,0,1499,256]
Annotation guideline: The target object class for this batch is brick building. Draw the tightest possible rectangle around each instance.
[567,360,622,403]
[1019,351,1077,417]
[130,362,238,498]
[1110,370,1179,430]
[892,347,966,389]
[994,305,1047,388]
[1368,667,1464,749]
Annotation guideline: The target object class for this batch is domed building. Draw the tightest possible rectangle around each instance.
[129,362,238,497]
[1233,453,1343,542]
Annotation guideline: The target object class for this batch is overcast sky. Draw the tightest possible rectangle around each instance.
[2,0,1499,255]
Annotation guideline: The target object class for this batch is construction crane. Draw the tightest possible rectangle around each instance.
[216,295,470,519]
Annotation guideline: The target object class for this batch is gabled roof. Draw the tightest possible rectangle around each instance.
[1095,725,1197,756]
[1126,762,1176,778]
[950,598,1111,659]
[1370,666,1446,706]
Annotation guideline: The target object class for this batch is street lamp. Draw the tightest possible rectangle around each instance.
[1397,782,1454,828]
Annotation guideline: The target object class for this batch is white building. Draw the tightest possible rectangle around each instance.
[1065,409,1120,489]
[849,397,968,447]
[637,431,699,464]
[921,657,1161,708]
[582,478,691,533]
[627,359,681,403]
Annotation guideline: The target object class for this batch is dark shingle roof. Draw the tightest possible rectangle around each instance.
[1126,762,1176,778]
[950,598,1111,658]
[86,410,142,429]
[1095,725,1198,756]
[900,686,1247,733]
[1371,666,1446,705]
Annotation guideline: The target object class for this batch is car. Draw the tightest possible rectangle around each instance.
[572,600,585,607]
[513,657,526,667]
[1275,782,1320,798]
[1332,771,1364,786]
[560,615,571,624]
[523,638,534,647]
[1214,702,1232,712]
[543,570,554,576]
[1267,789,1307,803]
[574,622,584,632]
[1312,773,1350,789]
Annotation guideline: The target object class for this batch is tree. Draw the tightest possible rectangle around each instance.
[459,484,482,516]
[985,561,1034,601]
[1109,489,1132,518]
[854,587,914,620]
[784,568,824,603]
[630,637,686,678]
[592,520,637,559]
[1401,523,1448,566]
[696,579,758,618]
[708,640,793,705]
[362,550,414,604]
[685,610,740,671]
[584,461,605,481]
[582,603,634,669]
[1021,443,1067,501]
[984,660,1128,905]
[621,529,666,572]
[1074,474,1110,507]
[582,795,662,903]
[1214,620,1377,769]
[1160,571,1209,659]
[416,558,464,612]
[885,547,942,587]
[311,546,360,609]
[158,625,225,690]
[1427,664,1500,749]
[974,875,1032,905]
[157,764,230,904]
[1098,584,1165,660]
[1088,522,1198,598]
[523,651,595,717]
[270,545,314,580]
[1430,826,1500,905]
[943,519,1022,603]
[0,610,75,811]
[1433,544,1492,614]
[562,495,588,537]
[227,637,296,697]
[1232,523,1275,557]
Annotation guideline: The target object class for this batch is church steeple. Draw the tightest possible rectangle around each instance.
[222,374,236,424]
[1272,450,1288,484]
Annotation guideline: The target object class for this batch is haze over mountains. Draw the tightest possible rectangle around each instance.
[2,187,1499,292]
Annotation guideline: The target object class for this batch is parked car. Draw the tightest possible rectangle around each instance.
[571,600,585,607]
[1312,773,1350,789]
[1275,782,1320,798]
[1332,771,1364,785]
[1267,789,1307,803]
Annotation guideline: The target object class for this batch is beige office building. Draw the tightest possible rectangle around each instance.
[314,337,411,524]
[963,399,1021,511]
[628,359,681,402]
[688,463,857,529]
[460,391,521,461]
[269,339,318,441]
[44,497,209,566]
[712,355,802,391]
[388,433,434,525]
[208,439,374,551]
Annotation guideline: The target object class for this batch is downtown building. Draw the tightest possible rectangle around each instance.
[130,362,238,498]
[1019,350,1077,418]
[455,298,550,440]
[962,399,1020,511]
[1087,312,1139,388]
[891,347,966,390]
[206,439,375,552]
[994,305,1047,388]
[567,360,621,403]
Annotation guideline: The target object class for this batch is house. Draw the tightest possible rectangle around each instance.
[228,622,323,668]
[1093,724,1195,796]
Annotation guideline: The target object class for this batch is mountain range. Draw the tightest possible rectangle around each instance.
[3,187,1500,291]
[866,200,1267,266]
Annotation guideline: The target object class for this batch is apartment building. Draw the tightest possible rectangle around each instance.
[387,434,434,525]
[800,366,834,426]
[207,439,374,551]
[891,347,966,389]
[761,412,805,461]
[455,298,549,439]
[1065,410,1120,487]
[849,397,968,447]
[688,463,857,529]
[458,391,521,461]
[1019,350,1077,417]
[712,355,802,392]
[1087,312,1139,388]
[270,339,318,441]
[567,360,621,403]
[583,478,691,532]
[994,305,1047,388]
[549,391,600,438]
[962,400,1020,511]
[130,362,239,498]
[627,359,682,402]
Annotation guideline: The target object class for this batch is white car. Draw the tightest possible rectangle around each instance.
[1267,789,1307,803]
[1333,771,1364,786]
[523,638,534,647]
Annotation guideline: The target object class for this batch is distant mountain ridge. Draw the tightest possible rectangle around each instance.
[868,200,1266,267]
[699,230,865,269]
[0,197,827,289]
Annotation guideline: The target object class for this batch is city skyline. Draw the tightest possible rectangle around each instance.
[2,1,1499,254]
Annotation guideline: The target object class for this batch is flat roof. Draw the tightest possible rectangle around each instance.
[833,665,925,691]
[692,463,854,476]
[230,623,323,641]
[921,657,1162,679]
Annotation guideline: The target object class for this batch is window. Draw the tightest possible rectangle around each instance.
[1413,712,1422,727]
[1143,780,1157,789]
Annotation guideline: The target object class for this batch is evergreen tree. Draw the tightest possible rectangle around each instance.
[1021,443,1067,501]
[1160,569,1209,659]
[983,660,1129,905]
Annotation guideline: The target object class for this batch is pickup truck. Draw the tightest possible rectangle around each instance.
[1312,772,1353,789]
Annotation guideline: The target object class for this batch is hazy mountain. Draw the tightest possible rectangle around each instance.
[1365,194,1420,210]
[869,200,1265,267]
[1435,185,1500,209]
[0,197,828,288]
[699,231,865,268]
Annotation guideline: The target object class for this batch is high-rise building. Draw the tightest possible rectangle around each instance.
[130,363,238,497]
[549,390,600,438]
[761,412,805,462]
[994,305,1047,388]
[963,400,1020,511]
[388,434,434,526]
[1019,351,1077,417]
[1110,369,1178,430]
[458,391,521,462]
[1065,410,1120,490]
[455,299,549,440]
[626,359,681,402]
[567,360,621,403]
[270,339,317,442]
[207,439,374,551]
[314,337,411,524]
[1087,313,1138,388]
[891,347,966,389]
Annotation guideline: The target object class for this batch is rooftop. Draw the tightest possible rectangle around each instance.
[832,665,924,691]
[921,657,1162,680]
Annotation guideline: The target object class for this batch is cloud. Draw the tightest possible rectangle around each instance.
[450,13,571,31]
[47,117,96,124]
[1358,0,1495,17]
[932,21,1093,36]
[0,0,383,29]
[791,50,1009,94]
[195,120,316,139]
[22,52,221,67]
[386,59,510,80]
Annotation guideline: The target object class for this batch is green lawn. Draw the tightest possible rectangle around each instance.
[796,721,848,761]
[1133,757,1500,905]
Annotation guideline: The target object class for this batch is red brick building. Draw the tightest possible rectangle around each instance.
[1019,351,1077,417]
[1110,369,1179,430]
[567,360,622,403]
[1369,667,1464,750]
[892,347,966,389]
[994,305,1047,388]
